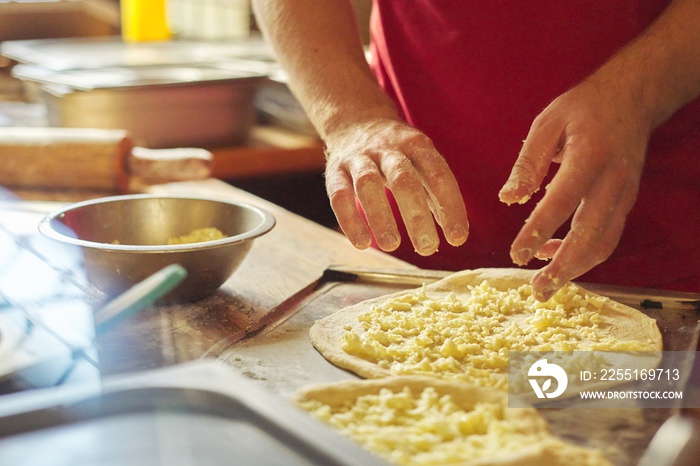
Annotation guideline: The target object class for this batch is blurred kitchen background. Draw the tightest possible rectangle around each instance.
[0,0,372,228]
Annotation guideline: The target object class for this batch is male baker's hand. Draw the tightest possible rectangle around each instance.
[499,78,651,301]
[324,118,469,255]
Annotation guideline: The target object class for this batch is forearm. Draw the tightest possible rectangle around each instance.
[590,0,700,132]
[251,0,399,140]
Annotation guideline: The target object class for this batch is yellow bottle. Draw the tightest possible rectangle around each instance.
[121,0,172,42]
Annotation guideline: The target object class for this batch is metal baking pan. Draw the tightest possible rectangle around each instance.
[12,62,269,91]
[222,267,700,466]
[0,361,389,466]
[11,63,268,148]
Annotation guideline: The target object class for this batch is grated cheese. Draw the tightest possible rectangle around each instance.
[298,385,606,466]
[342,280,656,389]
[167,227,225,245]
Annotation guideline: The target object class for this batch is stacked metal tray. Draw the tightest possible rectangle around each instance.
[1,36,273,148]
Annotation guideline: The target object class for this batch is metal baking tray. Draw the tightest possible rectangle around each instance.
[10,61,269,148]
[221,268,700,466]
[1,36,275,72]
[0,361,390,466]
[12,62,268,91]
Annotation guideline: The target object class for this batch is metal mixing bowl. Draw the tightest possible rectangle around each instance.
[38,194,276,302]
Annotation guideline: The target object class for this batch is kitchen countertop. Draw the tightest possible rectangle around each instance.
[105,180,698,465]
[2,178,699,466]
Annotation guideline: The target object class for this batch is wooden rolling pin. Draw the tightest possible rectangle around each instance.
[0,127,212,192]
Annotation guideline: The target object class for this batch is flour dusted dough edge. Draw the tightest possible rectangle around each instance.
[309,267,663,382]
[293,376,612,466]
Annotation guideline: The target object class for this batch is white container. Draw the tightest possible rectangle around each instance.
[168,0,251,41]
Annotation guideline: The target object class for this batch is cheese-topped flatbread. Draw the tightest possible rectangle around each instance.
[310,268,662,391]
[294,376,611,466]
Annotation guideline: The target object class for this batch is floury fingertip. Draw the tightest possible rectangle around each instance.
[511,248,533,266]
[449,224,469,245]
[498,181,532,205]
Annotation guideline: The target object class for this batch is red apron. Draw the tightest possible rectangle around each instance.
[368,0,700,292]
